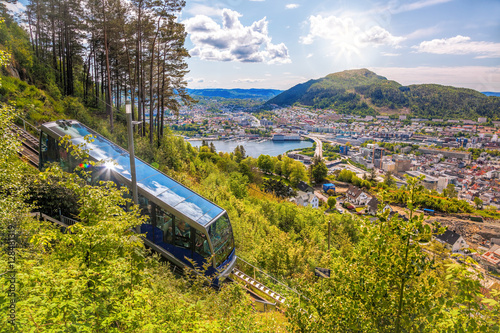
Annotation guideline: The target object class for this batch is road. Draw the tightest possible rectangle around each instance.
[304,135,323,159]
[345,159,384,182]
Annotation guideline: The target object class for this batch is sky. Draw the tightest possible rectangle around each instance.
[180,0,500,91]
[5,0,500,91]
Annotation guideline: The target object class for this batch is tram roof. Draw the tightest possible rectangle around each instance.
[42,120,224,227]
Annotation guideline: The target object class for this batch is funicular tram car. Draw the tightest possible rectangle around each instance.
[39,120,237,284]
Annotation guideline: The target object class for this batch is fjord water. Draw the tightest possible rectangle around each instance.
[188,139,313,158]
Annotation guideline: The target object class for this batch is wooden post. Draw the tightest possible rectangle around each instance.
[328,220,331,252]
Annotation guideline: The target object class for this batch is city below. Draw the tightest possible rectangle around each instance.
[167,99,500,284]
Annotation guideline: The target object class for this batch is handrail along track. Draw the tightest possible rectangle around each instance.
[10,116,40,168]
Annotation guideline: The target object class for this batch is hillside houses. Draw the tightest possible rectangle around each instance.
[435,230,469,253]
[291,191,319,209]
[366,197,392,216]
[345,185,371,206]
[481,243,500,273]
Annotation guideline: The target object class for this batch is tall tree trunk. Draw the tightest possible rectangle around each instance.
[102,0,114,132]
[136,2,143,135]
[148,17,161,144]
[121,24,136,121]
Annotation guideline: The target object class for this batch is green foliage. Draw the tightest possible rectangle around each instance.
[1,41,499,329]
[407,84,500,120]
[25,171,80,217]
[383,171,396,188]
[337,169,356,183]
[474,197,483,210]
[228,172,249,199]
[321,142,341,161]
[310,158,328,184]
[286,176,500,332]
[382,178,474,214]
[327,196,336,210]
[263,178,295,198]
[257,154,274,174]
[443,183,458,198]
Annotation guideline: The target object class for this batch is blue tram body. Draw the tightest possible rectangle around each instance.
[39,120,236,283]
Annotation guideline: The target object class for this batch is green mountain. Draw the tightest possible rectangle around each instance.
[265,69,500,120]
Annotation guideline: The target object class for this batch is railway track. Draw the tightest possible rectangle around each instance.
[10,123,40,168]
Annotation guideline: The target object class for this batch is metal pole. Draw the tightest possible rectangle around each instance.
[328,220,331,252]
[126,104,139,232]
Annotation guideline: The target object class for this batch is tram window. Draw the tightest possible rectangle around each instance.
[58,146,71,172]
[194,230,211,258]
[40,133,58,167]
[156,207,173,244]
[138,194,152,224]
[174,219,191,249]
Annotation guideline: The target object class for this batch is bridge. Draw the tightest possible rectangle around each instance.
[303,134,323,159]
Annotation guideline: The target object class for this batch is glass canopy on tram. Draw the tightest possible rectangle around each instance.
[39,120,236,275]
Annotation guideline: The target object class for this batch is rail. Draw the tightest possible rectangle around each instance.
[31,212,69,229]
[14,115,40,134]
[60,214,78,226]
[10,120,40,167]
[235,256,308,303]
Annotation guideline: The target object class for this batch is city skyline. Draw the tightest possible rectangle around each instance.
[181,0,500,91]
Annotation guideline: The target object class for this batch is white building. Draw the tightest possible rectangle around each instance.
[382,161,396,172]
[291,191,319,209]
[345,185,372,206]
[437,177,450,192]
[435,230,469,253]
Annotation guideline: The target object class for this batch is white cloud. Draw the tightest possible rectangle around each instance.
[306,53,314,58]
[360,26,405,46]
[300,15,405,48]
[232,78,266,84]
[286,4,300,9]
[413,35,500,58]
[184,9,291,64]
[5,1,26,14]
[369,66,500,91]
[185,5,223,17]
[186,77,219,88]
[382,52,401,57]
[405,26,441,40]
[390,0,453,14]
[187,77,205,83]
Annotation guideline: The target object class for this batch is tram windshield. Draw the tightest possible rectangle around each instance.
[208,213,234,268]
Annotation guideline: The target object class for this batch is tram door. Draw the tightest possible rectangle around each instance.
[39,132,59,169]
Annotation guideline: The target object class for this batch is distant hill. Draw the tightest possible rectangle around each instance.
[265,69,500,119]
[188,88,282,100]
[483,92,500,97]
